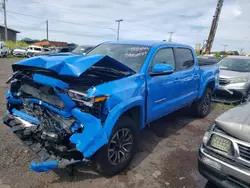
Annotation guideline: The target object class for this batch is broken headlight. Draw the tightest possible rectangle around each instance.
[68,89,108,107]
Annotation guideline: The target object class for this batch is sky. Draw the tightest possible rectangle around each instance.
[0,0,249,52]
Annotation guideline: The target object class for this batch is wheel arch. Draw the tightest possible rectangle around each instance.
[198,79,216,99]
[103,96,145,139]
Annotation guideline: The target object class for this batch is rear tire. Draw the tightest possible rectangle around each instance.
[192,88,212,118]
[94,116,138,176]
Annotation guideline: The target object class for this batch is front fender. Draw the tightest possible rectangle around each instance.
[104,96,145,138]
[69,96,145,158]
[198,78,216,99]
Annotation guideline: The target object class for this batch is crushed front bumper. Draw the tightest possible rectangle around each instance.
[3,113,91,172]
[213,84,248,104]
[3,106,109,173]
[198,145,250,188]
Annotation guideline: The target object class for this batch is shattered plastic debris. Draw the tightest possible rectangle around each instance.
[152,170,161,178]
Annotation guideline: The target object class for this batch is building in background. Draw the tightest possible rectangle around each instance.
[33,40,68,47]
[0,25,20,41]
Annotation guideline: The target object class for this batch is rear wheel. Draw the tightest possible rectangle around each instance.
[192,88,212,118]
[94,116,138,176]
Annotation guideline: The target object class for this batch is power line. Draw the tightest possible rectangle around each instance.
[7,13,45,26]
[13,0,170,31]
[13,0,115,20]
[7,11,115,30]
[6,11,166,36]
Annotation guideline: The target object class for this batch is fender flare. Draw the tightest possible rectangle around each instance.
[103,96,145,138]
[198,78,216,99]
[70,96,145,158]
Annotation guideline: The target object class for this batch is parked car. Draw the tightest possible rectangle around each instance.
[213,56,250,103]
[26,45,43,57]
[0,41,8,57]
[71,45,94,55]
[3,41,219,175]
[12,47,27,57]
[198,56,222,66]
[35,46,77,56]
[199,101,250,188]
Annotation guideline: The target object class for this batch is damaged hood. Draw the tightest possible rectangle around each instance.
[215,102,250,142]
[13,54,134,77]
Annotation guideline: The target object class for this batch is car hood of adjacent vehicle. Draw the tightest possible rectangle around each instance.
[219,69,250,79]
[215,102,250,143]
[12,54,135,77]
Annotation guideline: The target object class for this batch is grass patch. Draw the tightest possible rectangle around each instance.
[215,103,237,110]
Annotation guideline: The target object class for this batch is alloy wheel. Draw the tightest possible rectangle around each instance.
[108,128,133,166]
[202,93,211,114]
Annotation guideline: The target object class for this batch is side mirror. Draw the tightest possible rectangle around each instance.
[150,63,174,76]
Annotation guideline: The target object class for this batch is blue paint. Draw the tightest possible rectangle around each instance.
[151,63,173,73]
[70,108,108,158]
[5,41,220,172]
[12,108,40,125]
[30,160,58,172]
[6,89,22,104]
[32,74,76,112]
[13,55,133,77]
[27,98,71,118]
[33,74,69,89]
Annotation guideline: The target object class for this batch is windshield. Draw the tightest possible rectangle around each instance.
[87,44,151,72]
[72,46,91,54]
[218,58,250,72]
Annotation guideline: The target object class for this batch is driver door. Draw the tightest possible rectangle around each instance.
[146,47,181,123]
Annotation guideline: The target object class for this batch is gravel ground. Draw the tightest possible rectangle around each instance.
[0,58,228,188]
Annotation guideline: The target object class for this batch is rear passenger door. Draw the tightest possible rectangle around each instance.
[174,48,200,104]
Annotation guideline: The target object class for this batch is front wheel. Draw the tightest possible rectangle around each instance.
[94,116,138,176]
[192,88,212,118]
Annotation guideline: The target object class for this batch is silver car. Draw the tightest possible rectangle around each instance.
[199,102,250,187]
[213,56,250,103]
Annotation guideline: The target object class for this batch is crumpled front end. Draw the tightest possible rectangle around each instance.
[3,55,133,172]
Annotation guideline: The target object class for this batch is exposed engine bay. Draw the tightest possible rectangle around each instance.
[3,55,135,172]
[4,65,129,168]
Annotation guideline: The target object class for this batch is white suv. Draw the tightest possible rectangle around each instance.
[26,45,43,57]
[0,42,8,57]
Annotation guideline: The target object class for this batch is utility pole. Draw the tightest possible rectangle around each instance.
[115,19,123,41]
[205,0,224,54]
[168,32,174,42]
[221,44,228,52]
[46,20,49,41]
[2,0,8,41]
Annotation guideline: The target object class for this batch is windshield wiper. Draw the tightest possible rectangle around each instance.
[219,66,229,70]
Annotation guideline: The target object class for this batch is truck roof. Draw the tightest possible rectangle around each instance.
[103,40,192,48]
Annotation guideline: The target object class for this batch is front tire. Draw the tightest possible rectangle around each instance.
[192,88,212,118]
[94,116,138,176]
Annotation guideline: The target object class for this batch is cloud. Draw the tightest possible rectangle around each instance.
[1,0,250,52]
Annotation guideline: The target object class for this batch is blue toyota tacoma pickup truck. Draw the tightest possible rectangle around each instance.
[3,41,219,175]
